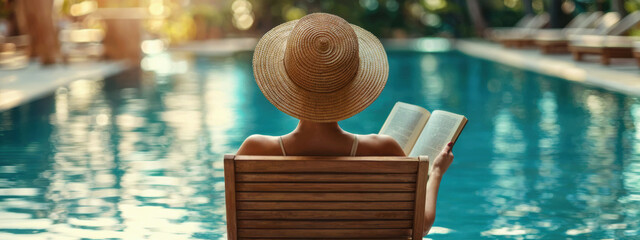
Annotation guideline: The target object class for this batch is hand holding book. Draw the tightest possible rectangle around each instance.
[379,102,467,166]
[431,142,454,177]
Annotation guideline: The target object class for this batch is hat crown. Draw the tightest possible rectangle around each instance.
[284,13,360,93]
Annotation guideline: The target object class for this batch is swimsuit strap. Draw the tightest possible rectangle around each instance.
[279,136,287,156]
[350,134,358,156]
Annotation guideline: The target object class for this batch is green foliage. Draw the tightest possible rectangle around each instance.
[190,0,640,38]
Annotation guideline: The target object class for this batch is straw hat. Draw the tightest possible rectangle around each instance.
[253,13,388,122]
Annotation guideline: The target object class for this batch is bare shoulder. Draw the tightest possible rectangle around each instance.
[236,134,282,155]
[356,134,406,156]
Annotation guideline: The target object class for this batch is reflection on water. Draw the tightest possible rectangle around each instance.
[0,51,639,239]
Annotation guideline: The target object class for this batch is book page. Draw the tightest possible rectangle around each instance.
[379,102,431,154]
[409,111,468,164]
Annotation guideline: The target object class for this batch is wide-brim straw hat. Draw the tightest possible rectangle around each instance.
[253,13,388,122]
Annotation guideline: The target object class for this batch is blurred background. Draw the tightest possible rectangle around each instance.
[1,1,640,239]
[1,0,640,68]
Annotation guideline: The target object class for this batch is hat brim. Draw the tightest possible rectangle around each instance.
[253,20,389,122]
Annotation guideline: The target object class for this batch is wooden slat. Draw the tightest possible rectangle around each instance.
[224,155,238,240]
[238,220,413,229]
[236,173,416,183]
[236,183,416,192]
[234,155,418,162]
[236,192,415,201]
[239,239,410,240]
[412,156,430,239]
[237,201,415,210]
[237,210,413,220]
[238,229,412,238]
[235,160,418,173]
[239,238,410,240]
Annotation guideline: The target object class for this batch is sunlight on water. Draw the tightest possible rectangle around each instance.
[0,52,639,239]
[205,64,241,153]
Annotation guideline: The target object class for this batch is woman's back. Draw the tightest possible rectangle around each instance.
[237,121,405,156]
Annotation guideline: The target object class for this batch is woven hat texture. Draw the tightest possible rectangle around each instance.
[253,13,389,122]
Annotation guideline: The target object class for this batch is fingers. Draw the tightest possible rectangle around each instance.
[443,142,453,154]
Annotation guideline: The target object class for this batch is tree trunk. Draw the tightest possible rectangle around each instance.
[523,0,534,15]
[549,0,563,28]
[611,0,627,17]
[596,0,605,12]
[17,0,59,64]
[465,0,486,37]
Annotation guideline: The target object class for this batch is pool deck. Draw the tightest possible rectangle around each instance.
[455,39,640,96]
[171,38,258,55]
[0,60,128,111]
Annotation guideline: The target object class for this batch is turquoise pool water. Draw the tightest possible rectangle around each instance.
[0,51,639,239]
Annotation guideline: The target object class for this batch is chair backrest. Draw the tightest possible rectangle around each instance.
[565,12,591,29]
[561,12,603,35]
[224,154,429,240]
[524,13,550,29]
[514,14,535,28]
[571,11,603,29]
[592,12,621,34]
[607,11,640,36]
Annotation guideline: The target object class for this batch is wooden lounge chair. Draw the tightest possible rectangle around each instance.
[569,11,640,65]
[535,11,615,53]
[224,154,431,239]
[484,14,535,40]
[496,13,550,48]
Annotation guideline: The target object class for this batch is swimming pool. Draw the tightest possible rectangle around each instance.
[0,50,639,239]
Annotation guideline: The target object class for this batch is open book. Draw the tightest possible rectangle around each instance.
[379,102,467,160]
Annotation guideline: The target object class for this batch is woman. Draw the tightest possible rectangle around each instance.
[236,13,453,235]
